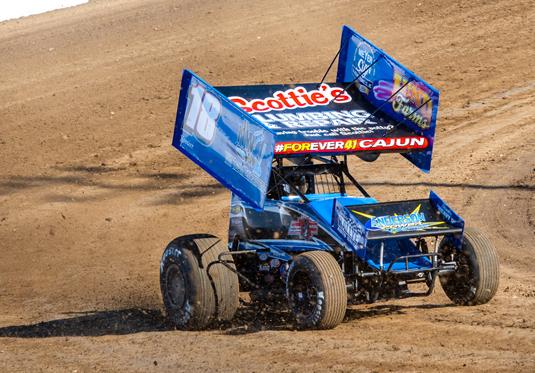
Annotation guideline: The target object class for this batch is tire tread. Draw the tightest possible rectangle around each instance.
[464,228,500,305]
[298,251,347,329]
[194,237,240,321]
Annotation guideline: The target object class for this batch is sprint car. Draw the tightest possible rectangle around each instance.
[160,25,499,329]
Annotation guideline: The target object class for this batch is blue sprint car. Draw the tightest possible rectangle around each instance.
[159,26,499,329]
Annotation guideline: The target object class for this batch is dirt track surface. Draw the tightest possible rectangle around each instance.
[1,0,534,371]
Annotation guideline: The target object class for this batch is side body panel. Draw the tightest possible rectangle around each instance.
[173,70,274,209]
[336,25,440,172]
[229,194,344,253]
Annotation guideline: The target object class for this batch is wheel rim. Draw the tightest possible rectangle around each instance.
[453,251,475,290]
[166,264,186,308]
[443,248,476,299]
[289,270,318,318]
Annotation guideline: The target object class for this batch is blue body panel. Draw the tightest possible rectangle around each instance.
[231,192,464,272]
[308,195,377,225]
[232,189,462,272]
[366,240,432,270]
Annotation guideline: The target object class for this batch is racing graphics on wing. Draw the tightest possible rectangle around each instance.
[183,81,221,145]
[373,75,433,130]
[178,75,274,208]
[183,81,266,177]
[353,204,446,234]
[274,136,428,155]
[228,84,351,114]
[235,120,267,177]
[351,39,435,130]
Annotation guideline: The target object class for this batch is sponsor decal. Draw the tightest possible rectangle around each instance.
[274,136,428,155]
[353,204,446,234]
[352,40,376,89]
[288,217,318,240]
[333,202,366,249]
[252,109,379,130]
[229,84,351,114]
[373,72,434,129]
[270,258,281,268]
[349,35,435,130]
[183,81,221,145]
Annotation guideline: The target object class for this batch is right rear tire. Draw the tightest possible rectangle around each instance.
[439,227,499,305]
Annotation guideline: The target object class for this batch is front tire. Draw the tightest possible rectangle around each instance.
[286,251,347,329]
[160,235,239,329]
[439,227,500,305]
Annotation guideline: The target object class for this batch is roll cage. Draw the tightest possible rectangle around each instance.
[267,155,370,202]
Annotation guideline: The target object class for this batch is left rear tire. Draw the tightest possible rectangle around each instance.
[160,234,239,329]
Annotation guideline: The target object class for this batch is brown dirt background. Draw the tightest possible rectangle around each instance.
[0,0,534,371]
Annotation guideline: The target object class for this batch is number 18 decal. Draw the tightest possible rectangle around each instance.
[183,81,221,145]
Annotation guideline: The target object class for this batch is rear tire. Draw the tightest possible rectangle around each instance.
[160,235,239,329]
[197,235,240,321]
[286,251,347,329]
[439,227,500,305]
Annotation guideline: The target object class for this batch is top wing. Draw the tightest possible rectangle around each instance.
[172,26,441,209]
[216,25,440,172]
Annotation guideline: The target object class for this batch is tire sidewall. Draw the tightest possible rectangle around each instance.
[160,244,201,327]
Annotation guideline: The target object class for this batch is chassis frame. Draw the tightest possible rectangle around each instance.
[219,155,460,305]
